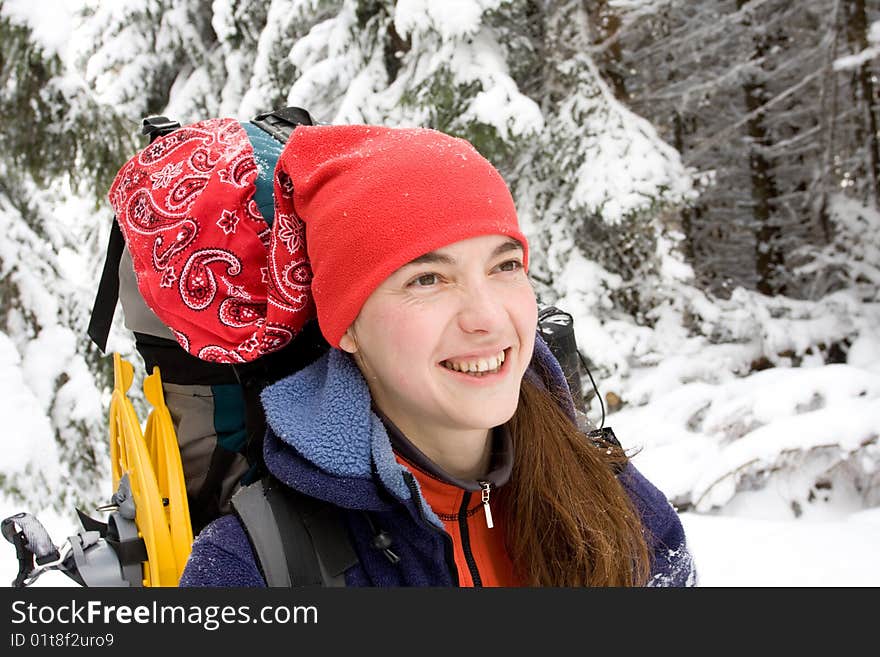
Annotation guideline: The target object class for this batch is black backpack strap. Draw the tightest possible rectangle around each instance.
[133,333,240,384]
[230,477,357,587]
[88,116,182,353]
[277,485,361,585]
[87,220,126,352]
[250,106,314,143]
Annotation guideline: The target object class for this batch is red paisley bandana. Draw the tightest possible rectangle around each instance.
[108,118,314,363]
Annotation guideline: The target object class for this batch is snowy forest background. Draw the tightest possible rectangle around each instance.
[1,0,878,586]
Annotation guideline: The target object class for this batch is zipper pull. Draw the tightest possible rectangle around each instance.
[479,481,494,529]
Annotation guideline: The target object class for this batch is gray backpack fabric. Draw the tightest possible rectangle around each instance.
[230,477,358,587]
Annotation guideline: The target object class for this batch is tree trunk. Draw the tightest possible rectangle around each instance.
[585,0,628,101]
[738,0,785,296]
[673,111,698,265]
[816,0,843,245]
[847,0,880,204]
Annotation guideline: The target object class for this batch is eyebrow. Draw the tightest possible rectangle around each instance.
[406,238,523,267]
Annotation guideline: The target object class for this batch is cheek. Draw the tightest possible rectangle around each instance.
[510,285,538,341]
[359,303,441,371]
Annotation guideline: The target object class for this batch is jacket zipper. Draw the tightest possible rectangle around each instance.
[402,471,459,586]
[478,480,494,528]
[458,492,483,587]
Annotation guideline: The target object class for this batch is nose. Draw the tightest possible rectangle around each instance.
[455,278,507,335]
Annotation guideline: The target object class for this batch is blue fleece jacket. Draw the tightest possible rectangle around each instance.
[179,336,697,587]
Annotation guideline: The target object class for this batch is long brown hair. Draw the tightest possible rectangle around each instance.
[500,378,651,586]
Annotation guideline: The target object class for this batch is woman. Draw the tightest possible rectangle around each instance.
[180,124,696,587]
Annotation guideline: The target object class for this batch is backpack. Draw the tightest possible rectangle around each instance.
[4,107,607,588]
[90,107,329,533]
[2,108,347,587]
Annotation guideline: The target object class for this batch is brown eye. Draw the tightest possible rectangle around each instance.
[410,273,439,287]
[497,259,522,272]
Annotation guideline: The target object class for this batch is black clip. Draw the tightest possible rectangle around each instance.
[141,116,181,143]
[251,107,314,144]
[586,426,622,450]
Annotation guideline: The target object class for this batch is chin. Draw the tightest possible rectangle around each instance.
[457,398,520,430]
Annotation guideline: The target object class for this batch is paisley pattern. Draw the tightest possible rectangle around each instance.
[268,241,312,310]
[219,297,265,328]
[125,188,189,233]
[107,117,315,363]
[136,128,201,166]
[259,325,294,354]
[171,330,190,353]
[189,147,221,173]
[167,176,210,210]
[217,151,258,188]
[179,249,241,311]
[197,345,247,364]
[152,220,197,270]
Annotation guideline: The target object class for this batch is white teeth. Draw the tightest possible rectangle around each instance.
[442,350,506,374]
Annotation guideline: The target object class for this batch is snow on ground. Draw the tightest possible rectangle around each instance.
[607,309,880,586]
[680,508,880,586]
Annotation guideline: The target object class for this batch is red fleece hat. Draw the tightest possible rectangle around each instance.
[273,125,529,348]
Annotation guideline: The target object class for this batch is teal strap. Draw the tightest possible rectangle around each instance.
[211,383,247,453]
[241,121,284,226]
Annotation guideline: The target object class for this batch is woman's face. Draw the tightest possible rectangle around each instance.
[341,234,537,440]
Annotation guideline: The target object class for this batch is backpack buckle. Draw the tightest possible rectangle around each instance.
[141,116,181,142]
[251,107,314,143]
[586,426,622,449]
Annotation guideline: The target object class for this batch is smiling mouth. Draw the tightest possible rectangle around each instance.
[439,348,510,377]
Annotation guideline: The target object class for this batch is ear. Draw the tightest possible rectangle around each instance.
[339,328,358,354]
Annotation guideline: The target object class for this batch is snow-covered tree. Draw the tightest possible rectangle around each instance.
[613,0,879,300]
[0,5,128,510]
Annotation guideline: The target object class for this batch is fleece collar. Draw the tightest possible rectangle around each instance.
[260,348,413,501]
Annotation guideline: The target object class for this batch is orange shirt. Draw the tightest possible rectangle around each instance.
[394,452,522,587]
